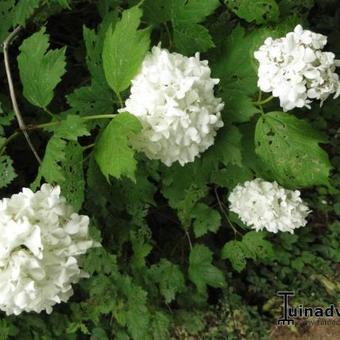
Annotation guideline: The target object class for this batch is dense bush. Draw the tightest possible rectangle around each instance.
[0,0,339,338]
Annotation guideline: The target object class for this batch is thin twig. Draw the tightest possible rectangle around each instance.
[214,187,241,237]
[2,26,42,163]
[185,230,193,250]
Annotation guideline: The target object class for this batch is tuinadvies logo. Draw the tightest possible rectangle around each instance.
[277,291,340,325]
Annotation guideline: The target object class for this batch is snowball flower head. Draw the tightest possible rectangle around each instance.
[228,178,310,233]
[254,25,340,111]
[0,184,96,315]
[120,46,224,166]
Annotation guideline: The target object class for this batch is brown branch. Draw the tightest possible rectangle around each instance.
[2,26,42,164]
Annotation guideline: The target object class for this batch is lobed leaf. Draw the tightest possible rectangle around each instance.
[189,244,225,293]
[255,111,332,188]
[102,6,150,95]
[191,203,221,237]
[0,155,16,189]
[94,112,142,181]
[17,27,66,108]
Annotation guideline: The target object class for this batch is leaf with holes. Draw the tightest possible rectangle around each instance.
[225,0,279,24]
[33,136,66,187]
[255,112,332,188]
[0,155,16,188]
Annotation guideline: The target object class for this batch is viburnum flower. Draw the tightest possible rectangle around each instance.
[0,184,96,315]
[120,46,224,166]
[254,25,340,111]
[228,178,310,233]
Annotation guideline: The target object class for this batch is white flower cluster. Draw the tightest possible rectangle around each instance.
[120,46,224,166]
[228,178,310,233]
[254,25,340,111]
[0,184,95,315]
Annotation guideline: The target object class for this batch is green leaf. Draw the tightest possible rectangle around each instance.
[255,112,332,188]
[211,165,253,189]
[35,136,66,185]
[0,0,40,45]
[53,115,90,141]
[60,142,85,212]
[143,0,172,25]
[173,23,214,55]
[67,15,117,117]
[150,311,170,340]
[242,231,274,259]
[144,0,219,55]
[17,27,66,108]
[119,277,150,340]
[0,109,15,136]
[173,0,220,24]
[149,259,185,303]
[205,124,243,168]
[94,112,142,181]
[225,0,279,24]
[67,83,114,116]
[191,203,221,237]
[189,244,225,293]
[222,231,274,272]
[102,6,150,95]
[0,1,15,45]
[143,0,220,25]
[13,0,40,26]
[53,0,71,9]
[0,155,16,188]
[130,231,153,269]
[91,328,108,340]
[84,11,118,84]
[212,26,270,122]
[221,240,247,272]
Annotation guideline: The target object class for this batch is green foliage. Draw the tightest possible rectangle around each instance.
[191,203,221,237]
[17,27,66,108]
[67,19,116,116]
[0,0,339,339]
[207,124,243,167]
[13,0,40,26]
[221,231,274,272]
[143,0,220,54]
[212,26,264,122]
[0,155,16,188]
[94,112,142,181]
[189,244,225,293]
[36,136,66,184]
[225,0,280,24]
[60,142,85,212]
[255,111,332,188]
[102,5,150,95]
[149,259,185,303]
[173,23,214,55]
[0,0,43,45]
